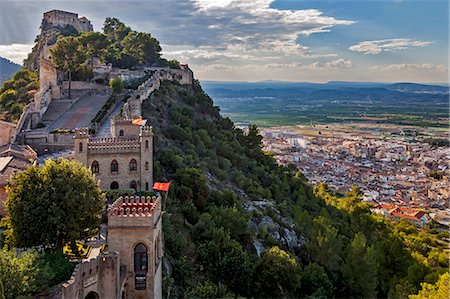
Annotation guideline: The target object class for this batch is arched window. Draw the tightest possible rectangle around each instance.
[85,291,100,299]
[145,140,149,149]
[91,161,99,173]
[130,180,137,191]
[129,159,137,171]
[145,161,149,171]
[79,142,83,152]
[134,243,148,290]
[119,129,124,137]
[111,160,119,173]
[110,181,119,189]
[145,182,149,191]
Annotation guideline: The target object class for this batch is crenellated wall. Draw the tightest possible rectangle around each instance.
[108,195,163,299]
[60,252,122,299]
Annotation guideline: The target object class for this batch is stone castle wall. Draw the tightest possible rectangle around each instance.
[60,252,122,299]
[43,10,93,32]
[74,123,153,191]
[108,196,163,299]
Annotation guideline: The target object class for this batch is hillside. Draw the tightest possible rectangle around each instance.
[0,57,21,85]
[142,80,448,298]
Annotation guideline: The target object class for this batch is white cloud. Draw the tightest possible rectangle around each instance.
[349,38,432,55]
[370,63,446,72]
[189,0,354,57]
[0,43,33,65]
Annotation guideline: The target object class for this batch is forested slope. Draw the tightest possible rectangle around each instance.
[143,80,448,298]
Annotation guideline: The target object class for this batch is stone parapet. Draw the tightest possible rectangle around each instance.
[108,196,161,227]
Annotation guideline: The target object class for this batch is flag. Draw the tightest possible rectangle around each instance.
[153,182,171,192]
[132,116,143,126]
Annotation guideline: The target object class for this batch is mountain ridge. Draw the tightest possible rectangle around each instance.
[0,56,21,84]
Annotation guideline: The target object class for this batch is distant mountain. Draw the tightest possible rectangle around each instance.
[0,57,21,85]
[386,83,449,94]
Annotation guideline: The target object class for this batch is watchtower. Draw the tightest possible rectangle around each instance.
[74,127,90,166]
[108,196,163,299]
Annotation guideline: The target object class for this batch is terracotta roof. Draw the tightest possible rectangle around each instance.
[392,212,422,222]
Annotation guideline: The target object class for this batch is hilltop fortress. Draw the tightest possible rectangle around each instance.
[14,9,193,155]
[8,10,195,299]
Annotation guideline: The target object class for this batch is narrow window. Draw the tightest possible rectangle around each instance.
[130,159,137,171]
[111,160,119,173]
[130,180,137,191]
[119,129,124,137]
[145,162,149,171]
[145,140,149,149]
[145,182,149,191]
[134,243,148,290]
[79,142,83,152]
[91,161,99,173]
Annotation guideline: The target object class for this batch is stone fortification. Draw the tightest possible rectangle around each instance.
[60,252,122,299]
[74,119,153,191]
[42,10,93,32]
[57,196,163,299]
[107,195,163,299]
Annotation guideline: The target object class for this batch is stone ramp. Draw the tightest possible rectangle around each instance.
[49,93,110,130]
[40,99,73,125]
[95,100,125,137]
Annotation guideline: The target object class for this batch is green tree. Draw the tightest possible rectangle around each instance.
[110,77,125,95]
[255,246,302,298]
[103,17,131,42]
[342,232,379,298]
[77,32,109,66]
[246,124,263,150]
[307,216,343,280]
[409,272,449,299]
[300,263,333,298]
[198,228,253,296]
[121,31,162,65]
[174,168,209,210]
[5,159,104,251]
[0,248,51,299]
[50,36,86,98]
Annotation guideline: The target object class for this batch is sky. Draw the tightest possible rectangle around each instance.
[0,0,448,83]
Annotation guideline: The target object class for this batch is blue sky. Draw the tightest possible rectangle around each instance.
[0,0,447,83]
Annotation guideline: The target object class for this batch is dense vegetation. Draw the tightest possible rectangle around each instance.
[142,80,448,298]
[0,159,103,298]
[0,69,38,122]
[3,159,104,251]
[0,249,74,299]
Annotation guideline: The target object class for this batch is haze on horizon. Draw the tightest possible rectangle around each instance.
[0,0,448,83]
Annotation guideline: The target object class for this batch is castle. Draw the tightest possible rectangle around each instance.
[74,117,153,191]
[60,195,163,298]
[14,9,193,155]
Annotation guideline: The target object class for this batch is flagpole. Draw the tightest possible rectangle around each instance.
[163,181,171,212]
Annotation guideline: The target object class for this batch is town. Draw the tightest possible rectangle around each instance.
[261,125,450,228]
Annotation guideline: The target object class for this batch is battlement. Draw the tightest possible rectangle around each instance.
[140,125,153,136]
[75,127,90,138]
[60,252,120,298]
[43,10,93,32]
[108,196,162,227]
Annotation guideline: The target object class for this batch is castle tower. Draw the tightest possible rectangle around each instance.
[108,196,163,299]
[140,126,153,192]
[74,128,90,166]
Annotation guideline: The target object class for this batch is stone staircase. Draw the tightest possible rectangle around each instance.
[40,99,73,125]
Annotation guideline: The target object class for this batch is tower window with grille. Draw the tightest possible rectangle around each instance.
[134,243,148,290]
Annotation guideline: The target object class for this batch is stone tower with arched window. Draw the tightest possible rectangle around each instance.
[73,117,153,191]
[108,195,163,298]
